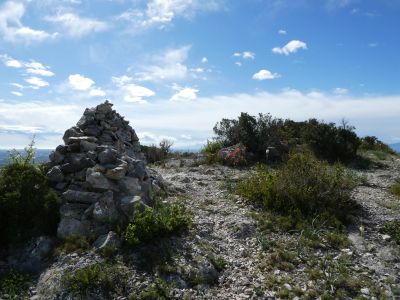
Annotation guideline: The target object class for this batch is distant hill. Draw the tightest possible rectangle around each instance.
[0,149,51,166]
[390,143,400,153]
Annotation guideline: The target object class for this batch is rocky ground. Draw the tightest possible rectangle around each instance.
[2,156,400,299]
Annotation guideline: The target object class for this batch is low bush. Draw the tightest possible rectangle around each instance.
[382,220,400,244]
[53,235,90,256]
[237,152,356,225]
[62,263,128,298]
[213,113,360,163]
[359,136,396,154]
[124,201,192,247]
[0,270,31,298]
[389,179,400,198]
[201,140,223,164]
[0,143,61,246]
[141,145,166,164]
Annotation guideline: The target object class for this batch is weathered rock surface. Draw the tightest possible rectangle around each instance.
[47,101,163,241]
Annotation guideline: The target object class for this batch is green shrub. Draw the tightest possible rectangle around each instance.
[130,279,170,300]
[213,113,360,163]
[0,270,31,298]
[141,145,166,164]
[62,263,127,297]
[124,201,192,247]
[0,143,61,246]
[201,140,223,164]
[359,136,396,154]
[237,152,356,225]
[53,235,90,256]
[382,220,400,244]
[389,179,400,198]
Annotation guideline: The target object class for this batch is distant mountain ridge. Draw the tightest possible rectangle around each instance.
[390,143,400,153]
[0,149,51,166]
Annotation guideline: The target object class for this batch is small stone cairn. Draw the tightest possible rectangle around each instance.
[46,101,161,241]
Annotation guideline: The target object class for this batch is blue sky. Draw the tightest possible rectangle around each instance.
[0,0,399,149]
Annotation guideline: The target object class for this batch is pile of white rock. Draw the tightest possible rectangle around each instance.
[46,101,162,241]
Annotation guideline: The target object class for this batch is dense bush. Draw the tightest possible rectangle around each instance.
[389,179,400,198]
[359,136,396,154]
[382,220,400,244]
[201,140,223,164]
[124,201,192,247]
[237,152,356,225]
[62,263,128,297]
[213,113,360,163]
[0,144,61,246]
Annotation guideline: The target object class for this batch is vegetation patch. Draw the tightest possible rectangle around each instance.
[130,279,171,300]
[389,179,400,199]
[124,201,192,247]
[238,152,356,226]
[62,262,128,298]
[201,140,223,164]
[382,220,400,244]
[53,235,90,256]
[0,270,31,299]
[0,143,61,246]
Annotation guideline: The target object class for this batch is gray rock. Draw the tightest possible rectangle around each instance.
[80,140,97,152]
[84,125,101,136]
[98,148,118,164]
[105,166,126,180]
[96,101,113,114]
[62,189,102,204]
[86,171,117,191]
[57,218,87,238]
[67,136,98,144]
[61,157,95,174]
[119,176,141,195]
[120,195,146,220]
[92,191,119,223]
[93,231,121,249]
[49,150,64,164]
[62,127,83,144]
[46,166,64,182]
[60,203,90,218]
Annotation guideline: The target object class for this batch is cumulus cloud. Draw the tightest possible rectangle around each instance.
[68,74,106,97]
[278,29,287,35]
[201,57,208,63]
[118,0,221,31]
[1,54,55,77]
[112,75,155,103]
[233,51,255,60]
[252,69,280,80]
[11,91,23,97]
[0,1,56,43]
[25,76,49,88]
[170,87,199,102]
[45,13,109,38]
[0,54,23,68]
[136,45,192,82]
[272,40,308,55]
[334,87,349,95]
[68,74,94,90]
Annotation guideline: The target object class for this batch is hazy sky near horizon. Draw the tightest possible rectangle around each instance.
[0,0,399,149]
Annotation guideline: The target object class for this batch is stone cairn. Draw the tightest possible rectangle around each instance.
[46,101,160,242]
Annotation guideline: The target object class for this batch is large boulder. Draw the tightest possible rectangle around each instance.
[48,100,165,240]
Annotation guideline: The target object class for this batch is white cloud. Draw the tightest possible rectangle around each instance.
[89,88,106,97]
[170,87,199,102]
[112,75,155,103]
[233,51,255,60]
[1,55,55,76]
[118,0,221,31]
[11,91,23,96]
[25,76,49,88]
[68,74,94,90]
[136,45,192,82]
[252,69,280,80]
[334,87,349,95]
[0,54,23,68]
[235,62,242,67]
[201,57,208,63]
[0,1,56,43]
[45,13,109,38]
[10,83,24,89]
[368,42,378,48]
[272,40,308,55]
[278,29,287,35]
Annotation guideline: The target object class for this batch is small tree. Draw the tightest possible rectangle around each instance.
[159,139,174,156]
